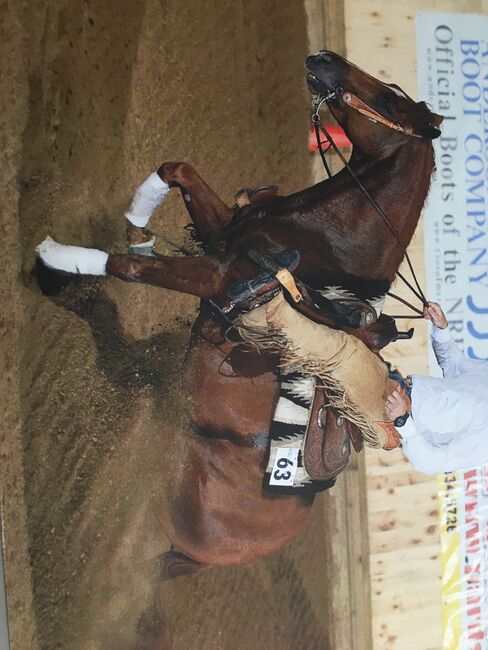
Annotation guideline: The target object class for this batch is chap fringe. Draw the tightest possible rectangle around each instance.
[236,320,386,449]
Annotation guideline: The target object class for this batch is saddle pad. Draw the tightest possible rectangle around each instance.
[264,371,335,495]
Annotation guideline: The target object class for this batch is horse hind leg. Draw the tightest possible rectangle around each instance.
[157,162,233,245]
[160,549,209,580]
[124,163,233,253]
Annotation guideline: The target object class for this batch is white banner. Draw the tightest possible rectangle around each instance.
[416,12,488,373]
[417,13,488,650]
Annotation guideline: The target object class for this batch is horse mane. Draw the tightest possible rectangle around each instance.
[306,271,390,303]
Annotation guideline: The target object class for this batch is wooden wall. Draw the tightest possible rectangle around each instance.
[343,1,488,649]
[307,1,488,648]
[305,5,374,650]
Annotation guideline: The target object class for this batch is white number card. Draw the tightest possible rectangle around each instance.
[269,447,299,487]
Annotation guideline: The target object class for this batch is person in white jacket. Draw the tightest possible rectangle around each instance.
[237,292,488,473]
[385,302,488,475]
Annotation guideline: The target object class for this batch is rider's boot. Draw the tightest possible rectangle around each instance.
[226,249,300,312]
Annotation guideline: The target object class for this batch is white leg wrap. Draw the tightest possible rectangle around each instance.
[36,236,108,275]
[124,172,171,228]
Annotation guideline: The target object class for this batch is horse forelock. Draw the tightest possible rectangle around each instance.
[388,84,408,99]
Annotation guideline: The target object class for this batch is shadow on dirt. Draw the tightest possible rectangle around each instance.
[34,259,189,391]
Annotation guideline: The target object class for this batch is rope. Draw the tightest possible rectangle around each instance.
[146,228,194,256]
[314,123,333,179]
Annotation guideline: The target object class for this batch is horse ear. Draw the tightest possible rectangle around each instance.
[419,125,442,139]
[415,102,443,138]
[429,112,443,127]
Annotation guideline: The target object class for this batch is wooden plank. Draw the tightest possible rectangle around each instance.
[364,448,412,477]
[367,468,435,491]
[323,0,346,55]
[370,525,440,556]
[345,456,373,650]
[307,6,373,650]
[305,0,346,56]
[371,584,442,618]
[370,544,441,577]
[304,0,326,53]
[321,453,373,650]
[372,605,442,650]
[306,6,374,650]
[368,480,439,512]
[345,2,488,648]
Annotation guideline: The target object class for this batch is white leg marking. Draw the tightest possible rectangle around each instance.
[36,236,108,275]
[125,172,171,228]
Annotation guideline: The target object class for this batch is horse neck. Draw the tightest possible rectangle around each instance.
[348,137,435,276]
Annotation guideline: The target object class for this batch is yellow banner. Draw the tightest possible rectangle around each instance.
[438,467,488,649]
[439,472,462,649]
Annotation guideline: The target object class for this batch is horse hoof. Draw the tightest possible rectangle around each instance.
[159,550,205,580]
[129,237,156,256]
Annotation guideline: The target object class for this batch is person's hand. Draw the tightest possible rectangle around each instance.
[423,301,448,329]
[385,385,411,421]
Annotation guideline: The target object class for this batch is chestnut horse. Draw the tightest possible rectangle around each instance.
[39,52,442,576]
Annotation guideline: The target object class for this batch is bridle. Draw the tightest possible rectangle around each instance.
[314,87,423,138]
[311,88,428,318]
[343,92,423,138]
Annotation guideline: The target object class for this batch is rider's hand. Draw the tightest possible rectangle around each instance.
[423,301,448,329]
[385,385,411,421]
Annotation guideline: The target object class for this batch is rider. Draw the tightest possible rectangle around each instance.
[235,280,488,475]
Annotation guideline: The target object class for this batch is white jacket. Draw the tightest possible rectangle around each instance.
[399,326,488,475]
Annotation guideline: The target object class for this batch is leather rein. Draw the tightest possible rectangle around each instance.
[312,89,427,318]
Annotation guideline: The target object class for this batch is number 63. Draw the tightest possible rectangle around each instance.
[273,457,293,481]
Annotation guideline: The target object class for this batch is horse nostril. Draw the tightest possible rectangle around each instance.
[320,52,333,63]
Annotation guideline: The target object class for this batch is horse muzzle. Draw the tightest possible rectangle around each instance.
[306,72,330,96]
[305,51,341,97]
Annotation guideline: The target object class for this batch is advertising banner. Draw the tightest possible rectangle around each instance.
[416,12,488,649]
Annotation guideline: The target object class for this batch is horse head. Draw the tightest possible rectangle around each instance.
[306,51,443,156]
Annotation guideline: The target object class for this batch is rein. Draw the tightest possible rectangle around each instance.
[312,91,427,318]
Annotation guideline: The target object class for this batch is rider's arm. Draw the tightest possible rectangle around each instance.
[395,416,418,440]
[425,302,484,377]
[400,427,480,475]
[395,401,481,474]
[431,325,484,378]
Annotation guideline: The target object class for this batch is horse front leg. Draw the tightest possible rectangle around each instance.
[36,236,230,300]
[125,163,233,253]
[106,252,228,299]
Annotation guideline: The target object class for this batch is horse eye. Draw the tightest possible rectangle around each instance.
[385,100,392,112]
